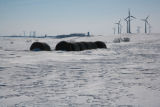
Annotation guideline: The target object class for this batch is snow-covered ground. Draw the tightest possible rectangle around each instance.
[0,34,160,107]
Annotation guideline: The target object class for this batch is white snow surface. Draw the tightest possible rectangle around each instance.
[0,34,160,107]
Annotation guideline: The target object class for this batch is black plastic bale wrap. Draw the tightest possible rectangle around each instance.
[85,42,98,49]
[55,41,107,51]
[80,42,89,49]
[77,42,87,51]
[90,42,98,49]
[30,42,51,51]
[70,43,81,51]
[55,41,72,51]
[122,37,130,42]
[95,41,107,48]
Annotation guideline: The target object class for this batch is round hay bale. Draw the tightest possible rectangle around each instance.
[55,41,72,51]
[95,41,107,48]
[81,42,89,50]
[122,37,130,42]
[77,42,87,51]
[30,42,51,51]
[91,42,98,49]
[113,38,121,43]
[70,43,81,51]
[86,42,97,49]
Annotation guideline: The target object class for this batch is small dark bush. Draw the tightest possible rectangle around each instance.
[30,42,51,51]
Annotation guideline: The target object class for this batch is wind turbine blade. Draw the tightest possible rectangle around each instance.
[131,16,136,19]
[141,19,145,21]
[146,20,149,24]
[126,16,129,19]
[124,18,127,21]
[146,16,149,20]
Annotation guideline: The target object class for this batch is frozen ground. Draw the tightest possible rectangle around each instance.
[0,34,160,107]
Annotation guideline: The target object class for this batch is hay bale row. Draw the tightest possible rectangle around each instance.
[30,41,106,51]
[55,41,107,51]
[113,37,130,43]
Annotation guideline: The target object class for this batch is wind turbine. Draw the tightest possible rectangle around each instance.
[124,18,129,33]
[115,19,121,34]
[33,31,36,37]
[30,31,32,37]
[125,9,136,33]
[124,18,134,33]
[23,31,26,36]
[113,27,116,34]
[120,24,122,34]
[136,26,141,34]
[141,16,149,34]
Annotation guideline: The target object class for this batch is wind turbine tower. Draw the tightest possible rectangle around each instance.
[120,24,122,34]
[113,27,116,34]
[29,32,32,37]
[137,26,141,34]
[125,9,136,33]
[23,31,26,36]
[33,31,36,37]
[141,16,149,34]
[115,19,121,34]
[124,18,129,33]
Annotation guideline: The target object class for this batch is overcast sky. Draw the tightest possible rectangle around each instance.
[0,0,160,36]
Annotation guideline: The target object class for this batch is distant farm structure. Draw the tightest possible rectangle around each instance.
[55,32,90,39]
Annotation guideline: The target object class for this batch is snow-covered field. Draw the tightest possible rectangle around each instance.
[0,34,160,107]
